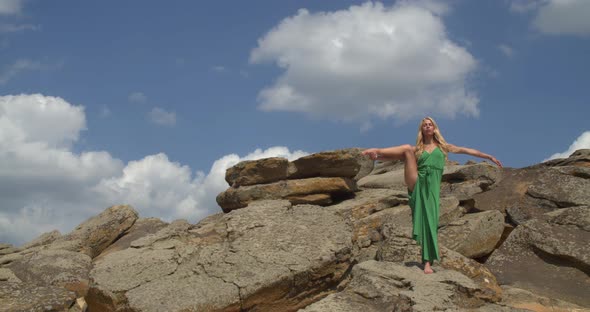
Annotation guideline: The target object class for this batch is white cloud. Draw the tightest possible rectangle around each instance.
[545,131,590,161]
[0,24,39,33]
[128,92,147,104]
[148,107,176,126]
[509,0,544,13]
[0,94,308,246]
[0,59,44,85]
[498,44,514,57]
[0,0,24,15]
[250,1,478,124]
[532,0,590,36]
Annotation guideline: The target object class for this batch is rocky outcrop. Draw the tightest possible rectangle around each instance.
[2,148,589,311]
[486,206,590,307]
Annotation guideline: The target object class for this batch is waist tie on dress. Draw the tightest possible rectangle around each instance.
[417,164,444,200]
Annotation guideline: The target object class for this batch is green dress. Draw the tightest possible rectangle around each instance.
[409,146,445,263]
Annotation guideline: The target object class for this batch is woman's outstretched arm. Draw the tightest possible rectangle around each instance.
[447,144,503,167]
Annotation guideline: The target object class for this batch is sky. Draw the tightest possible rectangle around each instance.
[1,0,589,245]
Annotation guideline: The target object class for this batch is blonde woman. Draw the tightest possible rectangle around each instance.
[362,117,502,274]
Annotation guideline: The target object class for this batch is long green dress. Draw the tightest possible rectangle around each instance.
[409,146,445,263]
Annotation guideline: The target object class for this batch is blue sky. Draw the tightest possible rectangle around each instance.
[1,0,589,245]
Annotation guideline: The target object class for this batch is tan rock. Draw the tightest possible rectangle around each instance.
[20,230,61,250]
[94,218,168,261]
[288,148,374,180]
[0,282,77,312]
[216,177,357,212]
[439,210,505,258]
[225,157,289,187]
[486,206,590,307]
[501,285,584,312]
[49,205,138,258]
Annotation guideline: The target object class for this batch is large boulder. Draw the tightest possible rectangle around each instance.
[300,261,508,312]
[0,282,78,312]
[225,157,289,187]
[216,177,357,212]
[486,206,590,307]
[534,149,590,168]
[49,205,138,258]
[438,210,505,259]
[87,200,354,311]
[288,148,374,181]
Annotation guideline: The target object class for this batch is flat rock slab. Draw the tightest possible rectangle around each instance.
[0,282,77,312]
[486,206,590,307]
[300,260,503,312]
[88,200,354,312]
[288,148,374,181]
[217,177,357,212]
[225,157,289,187]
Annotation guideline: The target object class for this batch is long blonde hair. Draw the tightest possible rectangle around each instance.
[415,117,449,159]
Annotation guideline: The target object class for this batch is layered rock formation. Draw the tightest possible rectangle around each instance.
[1,148,588,311]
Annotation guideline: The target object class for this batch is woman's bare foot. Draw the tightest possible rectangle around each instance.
[424,262,434,274]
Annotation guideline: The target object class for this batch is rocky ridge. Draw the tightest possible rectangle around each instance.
[0,148,589,311]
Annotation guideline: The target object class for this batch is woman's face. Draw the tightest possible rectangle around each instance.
[421,119,435,136]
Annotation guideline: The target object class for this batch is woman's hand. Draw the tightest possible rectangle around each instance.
[489,156,503,168]
[362,148,380,160]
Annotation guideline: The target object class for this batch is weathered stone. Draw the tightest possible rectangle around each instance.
[0,247,20,256]
[95,218,168,261]
[486,206,590,307]
[357,166,407,191]
[288,148,374,181]
[20,230,61,250]
[286,193,333,206]
[216,177,357,212]
[526,167,590,207]
[439,210,505,258]
[0,282,77,312]
[129,219,191,249]
[301,261,498,312]
[225,157,289,187]
[0,243,11,250]
[49,205,138,258]
[536,149,590,168]
[0,268,21,282]
[6,249,92,296]
[439,196,464,227]
[442,162,503,185]
[500,285,585,312]
[87,200,354,312]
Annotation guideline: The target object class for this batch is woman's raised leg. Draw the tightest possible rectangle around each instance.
[363,144,418,191]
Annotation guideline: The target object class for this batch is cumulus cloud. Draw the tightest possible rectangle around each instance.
[250,1,478,124]
[148,107,176,126]
[498,44,514,57]
[0,94,308,246]
[533,0,590,36]
[0,0,24,15]
[545,131,590,161]
[0,59,44,85]
[128,92,147,104]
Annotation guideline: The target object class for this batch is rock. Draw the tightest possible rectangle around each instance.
[87,200,354,312]
[439,210,505,258]
[301,260,501,312]
[486,206,590,307]
[500,285,584,312]
[288,148,374,181]
[357,166,407,191]
[0,243,12,250]
[216,177,357,212]
[6,249,92,296]
[0,282,77,312]
[0,247,20,256]
[526,166,590,207]
[225,157,289,187]
[440,163,503,201]
[0,268,21,283]
[537,149,590,168]
[95,218,168,261]
[20,230,61,250]
[129,219,191,249]
[439,196,464,227]
[49,205,138,258]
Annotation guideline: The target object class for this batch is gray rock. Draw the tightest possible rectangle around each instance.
[439,196,464,227]
[20,230,61,250]
[6,249,92,296]
[486,206,590,307]
[500,285,584,312]
[526,167,590,207]
[300,260,497,312]
[87,200,354,312]
[0,282,77,312]
[439,210,505,258]
[95,218,168,261]
[536,148,590,168]
[0,268,21,283]
[49,205,138,258]
[357,166,407,191]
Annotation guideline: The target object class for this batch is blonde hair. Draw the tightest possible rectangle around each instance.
[415,117,449,159]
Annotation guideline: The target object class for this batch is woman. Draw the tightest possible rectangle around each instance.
[362,117,502,274]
